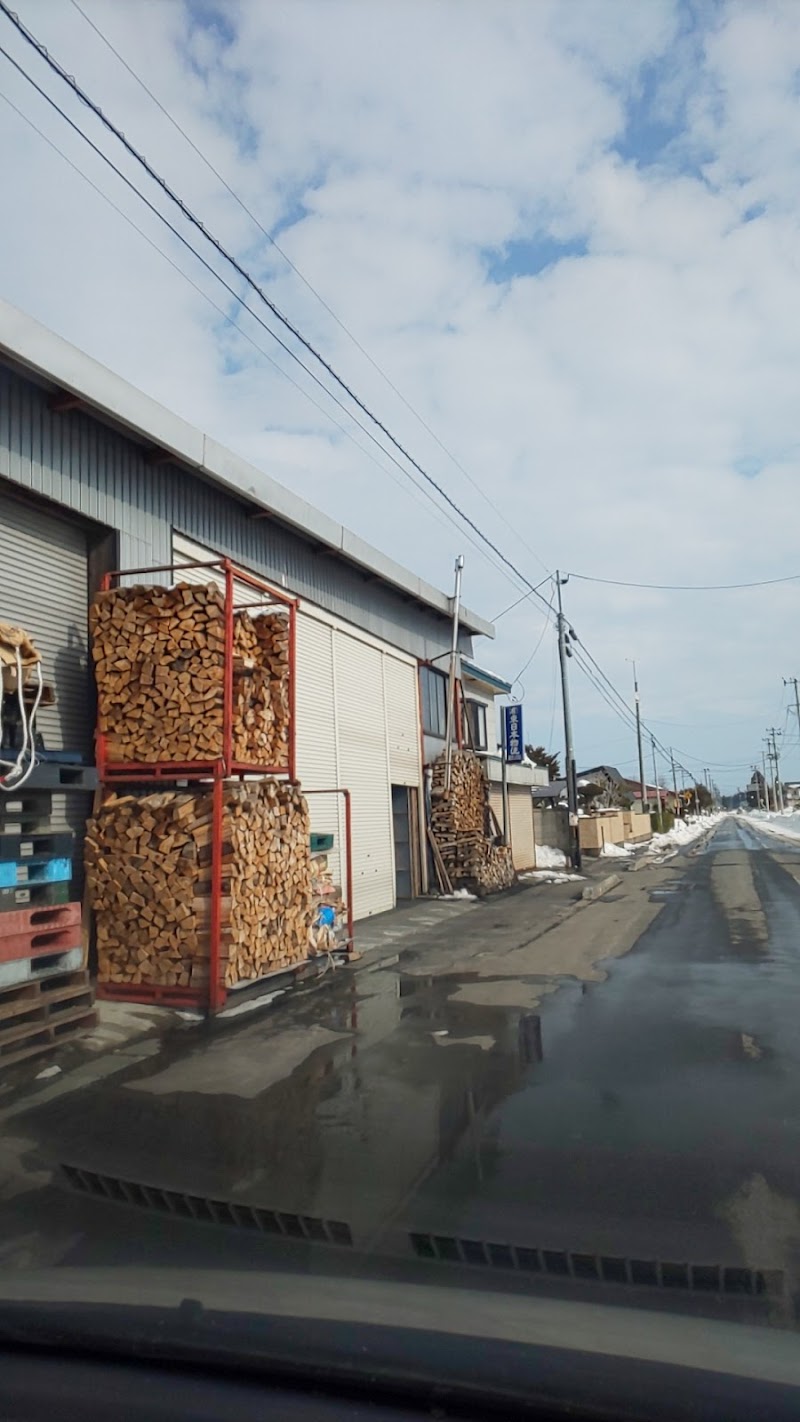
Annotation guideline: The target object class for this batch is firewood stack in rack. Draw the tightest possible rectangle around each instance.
[86,781,311,991]
[90,584,290,767]
[87,570,313,1013]
[429,749,514,896]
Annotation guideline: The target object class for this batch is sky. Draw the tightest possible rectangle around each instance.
[1,0,800,792]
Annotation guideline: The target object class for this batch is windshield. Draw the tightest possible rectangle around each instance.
[0,0,798,1401]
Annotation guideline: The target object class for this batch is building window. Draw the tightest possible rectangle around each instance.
[465,699,488,751]
[420,665,448,737]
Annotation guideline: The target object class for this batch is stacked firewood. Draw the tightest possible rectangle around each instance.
[429,750,515,895]
[232,611,290,767]
[90,584,225,762]
[85,781,312,989]
[91,584,289,767]
[436,831,514,893]
[430,750,486,834]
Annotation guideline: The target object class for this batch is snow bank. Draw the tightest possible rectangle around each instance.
[647,812,727,855]
[439,887,478,901]
[600,841,631,859]
[749,810,800,841]
[534,844,568,869]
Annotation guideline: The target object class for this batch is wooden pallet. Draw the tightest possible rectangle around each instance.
[0,880,70,913]
[0,968,96,1068]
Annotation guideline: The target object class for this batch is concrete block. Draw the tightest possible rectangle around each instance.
[581,873,622,902]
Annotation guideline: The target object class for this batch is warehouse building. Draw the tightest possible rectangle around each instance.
[0,299,494,921]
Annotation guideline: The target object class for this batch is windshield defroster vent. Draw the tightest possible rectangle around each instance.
[408,1233,784,1297]
[60,1164,353,1247]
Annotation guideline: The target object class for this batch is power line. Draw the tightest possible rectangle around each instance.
[68,0,551,579]
[492,576,552,622]
[572,649,640,739]
[546,635,559,750]
[511,590,555,697]
[0,1,553,616]
[0,84,523,584]
[570,640,703,785]
[570,570,800,592]
[0,38,530,600]
[4,3,748,787]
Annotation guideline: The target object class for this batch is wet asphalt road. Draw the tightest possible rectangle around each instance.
[2,817,800,1319]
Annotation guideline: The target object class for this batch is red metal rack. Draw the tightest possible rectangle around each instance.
[96,557,298,783]
[92,559,352,1015]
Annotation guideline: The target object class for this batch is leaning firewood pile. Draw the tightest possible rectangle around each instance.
[429,750,514,895]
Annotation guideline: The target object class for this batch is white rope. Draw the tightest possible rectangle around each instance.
[0,648,43,791]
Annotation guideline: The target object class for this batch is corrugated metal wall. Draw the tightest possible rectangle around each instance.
[0,364,470,665]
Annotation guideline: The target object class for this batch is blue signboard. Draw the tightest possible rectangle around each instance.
[503,704,524,763]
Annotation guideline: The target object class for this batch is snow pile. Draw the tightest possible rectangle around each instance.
[600,841,632,859]
[520,869,584,883]
[749,810,800,841]
[647,812,727,855]
[439,887,478,901]
[534,844,568,869]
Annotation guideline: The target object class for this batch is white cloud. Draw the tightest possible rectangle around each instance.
[2,0,800,788]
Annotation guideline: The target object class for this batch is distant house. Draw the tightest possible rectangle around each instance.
[532,778,567,806]
[622,778,682,813]
[578,765,631,809]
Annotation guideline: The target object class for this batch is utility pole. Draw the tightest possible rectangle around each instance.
[766,727,784,812]
[628,659,647,814]
[670,748,678,814]
[556,571,581,870]
[785,677,800,733]
[651,738,663,825]
[500,709,509,848]
[762,749,771,811]
[443,554,464,792]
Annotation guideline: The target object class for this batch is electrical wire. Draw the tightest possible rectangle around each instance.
[510,590,555,699]
[0,89,527,592]
[492,577,552,623]
[68,0,552,579]
[570,571,800,592]
[0,3,554,616]
[3,5,761,786]
[572,648,641,739]
[0,49,530,600]
[546,635,559,752]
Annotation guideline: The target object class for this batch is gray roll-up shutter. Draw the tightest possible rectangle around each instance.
[0,483,91,883]
[0,485,90,755]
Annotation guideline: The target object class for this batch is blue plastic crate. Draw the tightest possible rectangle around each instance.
[0,857,71,888]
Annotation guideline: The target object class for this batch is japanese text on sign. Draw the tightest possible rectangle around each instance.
[503,704,524,763]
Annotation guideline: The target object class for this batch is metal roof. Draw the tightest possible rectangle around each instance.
[460,659,513,694]
[0,298,494,639]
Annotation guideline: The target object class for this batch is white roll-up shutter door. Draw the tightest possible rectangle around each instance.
[509,785,535,870]
[335,635,394,919]
[383,656,420,787]
[294,612,343,890]
[489,785,504,836]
